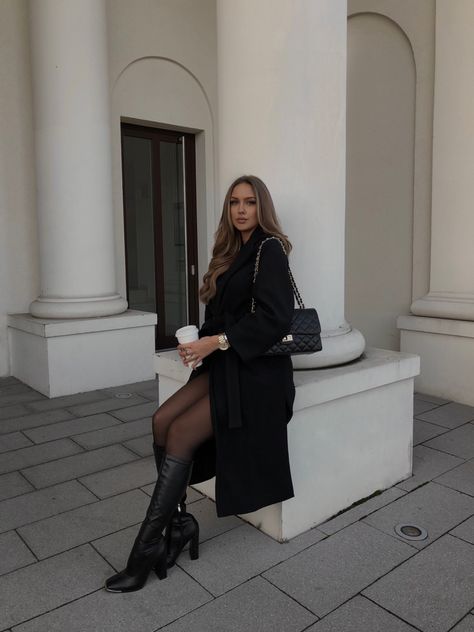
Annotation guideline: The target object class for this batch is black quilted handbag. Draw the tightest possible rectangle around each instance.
[251,237,323,356]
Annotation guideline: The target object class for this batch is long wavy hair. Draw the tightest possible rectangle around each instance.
[200,175,291,304]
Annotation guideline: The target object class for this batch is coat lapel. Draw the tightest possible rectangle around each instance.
[214,225,265,314]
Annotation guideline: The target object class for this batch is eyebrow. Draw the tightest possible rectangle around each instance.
[230,196,256,200]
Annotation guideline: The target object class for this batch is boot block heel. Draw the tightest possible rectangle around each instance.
[154,554,168,580]
[189,527,200,560]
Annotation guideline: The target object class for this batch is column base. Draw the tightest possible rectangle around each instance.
[398,314,474,406]
[155,346,419,541]
[292,324,366,369]
[30,294,128,319]
[8,310,157,397]
[411,292,474,321]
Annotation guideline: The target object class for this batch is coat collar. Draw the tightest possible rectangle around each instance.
[213,225,266,313]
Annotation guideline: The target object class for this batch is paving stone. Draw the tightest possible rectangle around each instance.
[449,615,474,632]
[424,424,474,459]
[136,387,159,401]
[413,399,440,416]
[18,489,151,559]
[450,516,474,545]
[0,438,82,475]
[317,487,407,536]
[79,457,157,498]
[303,594,418,632]
[22,412,121,444]
[66,394,149,417]
[0,531,36,576]
[396,444,464,492]
[21,444,138,488]
[0,390,46,406]
[363,534,474,632]
[0,408,75,434]
[26,389,111,412]
[414,392,451,405]
[0,383,34,396]
[434,459,474,496]
[0,431,33,453]
[363,481,474,549]
[109,400,157,421]
[101,379,159,396]
[263,521,414,617]
[413,418,449,445]
[0,376,21,388]
[0,480,96,533]
[179,522,342,597]
[0,544,112,630]
[72,418,151,449]
[415,402,474,428]
[12,565,211,632]
[160,575,316,632]
[0,403,31,421]
[0,472,34,502]
[124,434,154,456]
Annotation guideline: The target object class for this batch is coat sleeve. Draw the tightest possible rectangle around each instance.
[225,239,294,362]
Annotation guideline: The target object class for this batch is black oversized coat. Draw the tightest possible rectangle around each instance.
[187,225,296,517]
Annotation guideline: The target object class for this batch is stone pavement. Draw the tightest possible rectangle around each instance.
[0,376,473,632]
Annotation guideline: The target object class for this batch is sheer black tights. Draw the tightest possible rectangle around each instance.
[152,372,213,462]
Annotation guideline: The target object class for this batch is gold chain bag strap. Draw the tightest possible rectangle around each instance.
[251,236,322,355]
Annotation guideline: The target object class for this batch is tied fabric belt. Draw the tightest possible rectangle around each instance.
[201,313,243,429]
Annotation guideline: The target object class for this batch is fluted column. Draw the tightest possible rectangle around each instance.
[411,0,474,320]
[28,0,127,318]
[216,0,364,367]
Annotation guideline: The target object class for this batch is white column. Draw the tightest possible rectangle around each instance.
[28,0,126,318]
[216,0,364,367]
[411,0,474,320]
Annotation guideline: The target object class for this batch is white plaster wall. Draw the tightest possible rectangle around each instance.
[0,0,39,376]
[106,0,218,327]
[346,0,435,350]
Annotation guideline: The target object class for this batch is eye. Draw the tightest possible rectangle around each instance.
[247,199,256,205]
[230,200,238,205]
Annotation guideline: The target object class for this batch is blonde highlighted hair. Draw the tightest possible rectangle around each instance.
[200,175,291,304]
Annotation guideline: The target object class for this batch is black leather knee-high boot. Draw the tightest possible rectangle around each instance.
[153,444,199,569]
[105,453,195,593]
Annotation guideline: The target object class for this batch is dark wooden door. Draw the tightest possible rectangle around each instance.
[121,124,199,349]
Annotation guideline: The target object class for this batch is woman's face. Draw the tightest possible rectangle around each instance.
[229,182,259,243]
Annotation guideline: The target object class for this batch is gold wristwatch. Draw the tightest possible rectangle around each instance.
[218,333,230,351]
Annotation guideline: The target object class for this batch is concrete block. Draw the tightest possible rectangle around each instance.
[424,424,474,459]
[66,394,149,418]
[0,544,112,629]
[79,457,156,498]
[72,418,151,449]
[416,402,474,428]
[435,459,474,496]
[0,472,34,502]
[363,482,474,549]
[23,413,121,444]
[263,521,414,617]
[0,409,75,435]
[160,576,316,632]
[18,489,151,559]
[0,439,82,475]
[304,595,417,632]
[21,444,138,488]
[363,534,474,632]
[0,531,36,576]
[12,565,210,632]
[396,445,464,492]
[0,431,33,453]
[0,480,96,533]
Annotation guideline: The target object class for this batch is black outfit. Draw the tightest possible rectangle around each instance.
[188,225,296,517]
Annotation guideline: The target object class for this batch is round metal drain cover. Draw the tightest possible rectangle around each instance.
[115,392,133,399]
[394,523,428,541]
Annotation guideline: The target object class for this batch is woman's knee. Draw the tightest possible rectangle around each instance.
[152,408,170,441]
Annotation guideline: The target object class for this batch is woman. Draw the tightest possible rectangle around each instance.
[105,174,296,593]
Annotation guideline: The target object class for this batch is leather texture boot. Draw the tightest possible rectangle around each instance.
[105,453,195,593]
[153,443,200,568]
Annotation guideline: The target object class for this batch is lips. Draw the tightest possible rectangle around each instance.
[236,218,247,223]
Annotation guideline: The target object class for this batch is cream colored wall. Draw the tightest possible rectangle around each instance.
[106,0,218,326]
[346,0,435,350]
[0,0,39,376]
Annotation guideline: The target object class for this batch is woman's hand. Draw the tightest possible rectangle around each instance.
[177,336,220,369]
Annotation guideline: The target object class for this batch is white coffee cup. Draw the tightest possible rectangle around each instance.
[175,325,202,367]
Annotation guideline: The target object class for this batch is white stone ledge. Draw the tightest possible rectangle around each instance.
[8,309,157,337]
[398,314,474,338]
